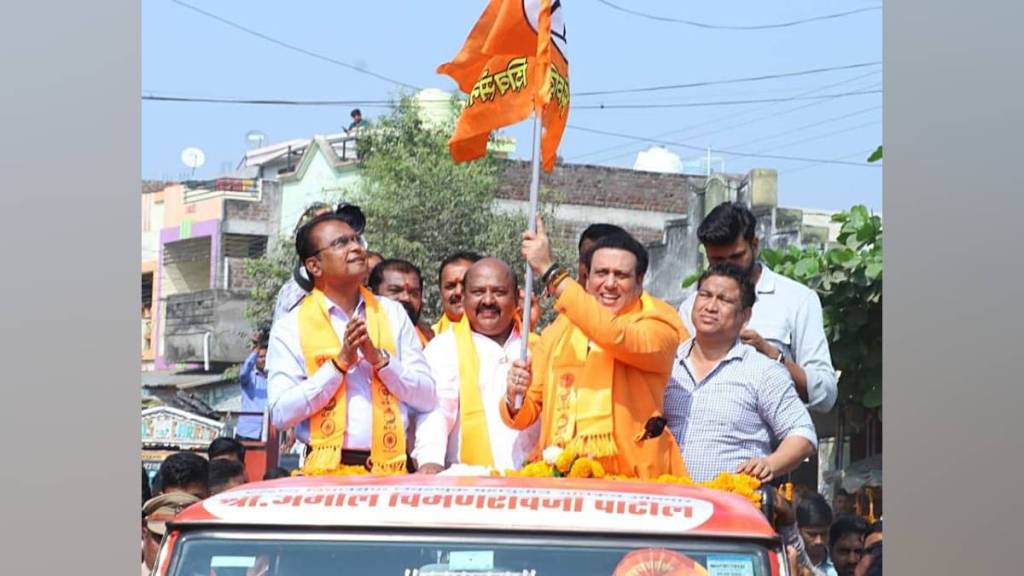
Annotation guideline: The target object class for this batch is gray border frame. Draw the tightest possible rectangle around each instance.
[2,0,1022,572]
[887,0,1024,573]
[0,0,140,573]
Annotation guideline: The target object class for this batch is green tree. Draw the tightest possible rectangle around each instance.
[760,205,882,409]
[243,233,295,331]
[243,94,572,329]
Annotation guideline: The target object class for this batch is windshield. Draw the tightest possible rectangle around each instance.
[168,531,771,576]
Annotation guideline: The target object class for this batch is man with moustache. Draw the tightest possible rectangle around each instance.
[368,258,434,345]
[678,202,837,414]
[432,251,483,336]
[664,263,817,483]
[417,258,541,471]
[503,219,689,479]
[266,205,436,474]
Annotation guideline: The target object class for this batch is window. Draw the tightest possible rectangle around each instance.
[170,532,771,576]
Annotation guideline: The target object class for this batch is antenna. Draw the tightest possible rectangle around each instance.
[245,130,266,150]
[180,147,206,178]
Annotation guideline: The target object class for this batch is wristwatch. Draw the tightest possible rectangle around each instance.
[372,349,391,371]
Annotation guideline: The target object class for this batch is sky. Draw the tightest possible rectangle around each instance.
[143,0,882,212]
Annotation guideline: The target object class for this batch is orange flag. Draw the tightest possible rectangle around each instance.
[438,0,569,172]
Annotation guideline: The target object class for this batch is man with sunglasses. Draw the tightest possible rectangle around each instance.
[266,205,437,474]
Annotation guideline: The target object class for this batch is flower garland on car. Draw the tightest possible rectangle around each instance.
[287,447,795,511]
[505,447,765,509]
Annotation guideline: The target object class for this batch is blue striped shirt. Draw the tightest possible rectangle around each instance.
[664,338,817,483]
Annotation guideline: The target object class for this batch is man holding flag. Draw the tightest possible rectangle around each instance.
[503,221,690,479]
[417,258,541,471]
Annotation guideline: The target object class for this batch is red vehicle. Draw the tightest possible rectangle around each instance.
[154,475,788,576]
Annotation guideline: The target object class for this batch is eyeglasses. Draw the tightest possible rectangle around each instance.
[312,232,367,257]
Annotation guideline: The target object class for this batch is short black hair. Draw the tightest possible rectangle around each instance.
[208,437,246,461]
[351,108,361,117]
[582,232,649,277]
[263,467,291,480]
[156,452,209,494]
[208,458,246,493]
[295,209,366,262]
[437,251,483,285]
[696,262,757,309]
[697,202,757,246]
[578,223,628,256]
[830,514,869,548]
[368,258,424,293]
[795,493,833,528]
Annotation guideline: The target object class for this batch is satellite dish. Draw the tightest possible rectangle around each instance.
[245,130,266,150]
[180,147,206,177]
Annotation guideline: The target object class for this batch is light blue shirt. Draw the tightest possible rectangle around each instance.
[237,350,267,440]
[664,338,818,483]
[266,293,436,449]
[679,263,838,414]
[816,554,838,576]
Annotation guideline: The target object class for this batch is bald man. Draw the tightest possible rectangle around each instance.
[415,258,540,472]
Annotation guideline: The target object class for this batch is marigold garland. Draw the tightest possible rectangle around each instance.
[504,451,763,508]
[284,451,764,509]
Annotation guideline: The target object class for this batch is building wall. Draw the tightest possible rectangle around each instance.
[142,190,165,264]
[153,219,220,368]
[278,148,360,237]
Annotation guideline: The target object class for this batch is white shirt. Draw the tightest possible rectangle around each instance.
[266,293,437,450]
[679,264,838,413]
[417,328,540,470]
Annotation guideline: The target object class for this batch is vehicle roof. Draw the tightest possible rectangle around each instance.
[173,475,775,540]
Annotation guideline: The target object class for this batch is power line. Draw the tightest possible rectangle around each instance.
[572,61,880,97]
[170,0,421,90]
[723,105,882,150]
[574,89,880,110]
[142,88,881,110]
[780,148,881,176]
[747,119,881,155]
[593,0,880,30]
[570,71,880,163]
[565,124,882,167]
[142,94,441,107]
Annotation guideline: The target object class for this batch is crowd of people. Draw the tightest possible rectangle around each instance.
[142,199,882,575]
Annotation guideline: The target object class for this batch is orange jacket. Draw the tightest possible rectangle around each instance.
[501,281,690,479]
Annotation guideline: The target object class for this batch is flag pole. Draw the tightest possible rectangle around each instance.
[516,108,543,410]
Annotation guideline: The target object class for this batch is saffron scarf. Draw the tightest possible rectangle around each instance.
[548,294,653,461]
[451,316,496,467]
[299,287,406,474]
[431,313,457,337]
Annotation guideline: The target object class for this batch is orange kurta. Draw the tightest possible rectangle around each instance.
[500,281,690,479]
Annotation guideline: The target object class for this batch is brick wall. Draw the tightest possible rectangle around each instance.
[494,160,747,249]
[496,159,710,213]
[225,256,257,291]
[163,289,251,363]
